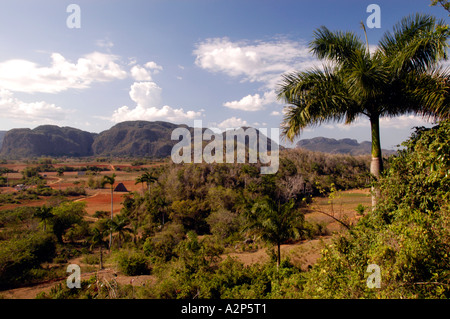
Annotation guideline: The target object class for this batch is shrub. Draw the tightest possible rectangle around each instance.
[114,250,150,276]
[50,201,86,243]
[0,231,56,289]
[143,223,185,262]
[301,122,450,298]
[206,208,242,242]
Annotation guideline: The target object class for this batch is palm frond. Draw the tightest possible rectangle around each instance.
[340,51,389,105]
[377,13,449,73]
[408,66,450,120]
[277,67,358,141]
[310,26,366,66]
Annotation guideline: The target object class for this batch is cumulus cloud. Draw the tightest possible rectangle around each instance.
[380,114,435,129]
[194,37,319,89]
[194,37,317,111]
[0,51,127,94]
[130,61,163,81]
[0,89,70,122]
[323,114,434,131]
[223,90,277,111]
[111,81,201,123]
[112,104,200,123]
[216,117,249,129]
[144,61,163,73]
[95,38,114,50]
[130,65,152,81]
[128,81,163,107]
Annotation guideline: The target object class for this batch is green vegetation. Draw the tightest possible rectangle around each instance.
[301,121,450,298]
[246,198,302,270]
[0,121,447,299]
[0,146,370,294]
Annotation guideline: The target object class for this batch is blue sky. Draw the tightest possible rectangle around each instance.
[0,0,447,149]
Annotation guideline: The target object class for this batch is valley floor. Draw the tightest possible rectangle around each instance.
[0,187,371,299]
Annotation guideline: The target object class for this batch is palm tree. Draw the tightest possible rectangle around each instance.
[34,205,54,231]
[135,171,157,194]
[246,198,303,271]
[90,225,109,270]
[109,214,132,248]
[154,194,168,226]
[277,14,450,207]
[102,173,116,248]
[135,175,145,193]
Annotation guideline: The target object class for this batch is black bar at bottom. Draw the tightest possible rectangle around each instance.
[1,299,448,318]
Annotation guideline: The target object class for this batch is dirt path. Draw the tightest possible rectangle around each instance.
[47,177,63,185]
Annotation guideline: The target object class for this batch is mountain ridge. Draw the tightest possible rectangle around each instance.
[0,121,279,159]
[296,136,397,156]
[0,131,6,150]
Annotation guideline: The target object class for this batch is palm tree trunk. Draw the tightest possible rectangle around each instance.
[99,245,103,270]
[370,115,383,208]
[277,242,281,271]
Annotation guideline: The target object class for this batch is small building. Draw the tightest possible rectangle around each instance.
[114,182,128,192]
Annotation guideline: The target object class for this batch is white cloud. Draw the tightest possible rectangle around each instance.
[216,117,249,129]
[130,61,164,81]
[95,38,114,50]
[128,57,138,66]
[194,37,319,89]
[0,89,70,122]
[380,114,435,129]
[0,51,127,93]
[194,37,318,113]
[111,81,201,123]
[129,81,163,107]
[144,61,163,73]
[130,65,152,81]
[322,114,434,131]
[111,104,201,123]
[270,111,281,116]
[223,90,277,111]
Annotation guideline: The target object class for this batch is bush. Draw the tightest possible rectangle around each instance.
[94,210,109,219]
[301,122,450,298]
[0,231,56,288]
[143,223,185,262]
[206,208,242,242]
[114,250,150,276]
[50,201,86,243]
[82,253,100,265]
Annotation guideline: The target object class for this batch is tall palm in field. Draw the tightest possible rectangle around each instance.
[102,173,116,248]
[34,205,54,231]
[90,225,109,270]
[135,171,158,194]
[247,198,303,271]
[109,214,132,248]
[277,14,450,206]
